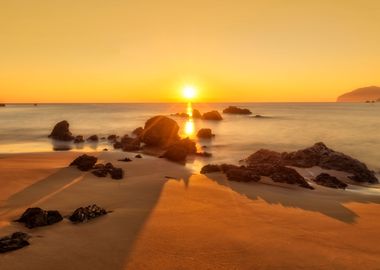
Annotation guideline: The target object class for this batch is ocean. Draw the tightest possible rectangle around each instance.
[1,103,380,174]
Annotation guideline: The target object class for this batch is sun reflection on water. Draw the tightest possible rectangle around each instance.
[184,102,195,137]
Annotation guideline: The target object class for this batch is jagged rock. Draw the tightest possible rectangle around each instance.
[73,135,84,143]
[48,120,74,141]
[118,157,132,162]
[226,168,260,182]
[135,154,142,158]
[192,109,202,118]
[132,127,144,136]
[16,208,63,228]
[200,164,221,174]
[246,142,378,184]
[223,106,252,115]
[69,204,107,223]
[269,166,313,189]
[197,128,214,139]
[202,111,223,121]
[0,232,30,253]
[140,116,180,146]
[87,135,99,142]
[314,173,348,189]
[70,154,98,171]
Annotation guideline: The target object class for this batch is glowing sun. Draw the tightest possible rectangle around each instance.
[182,85,197,100]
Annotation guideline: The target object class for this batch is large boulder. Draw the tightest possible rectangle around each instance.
[314,173,348,189]
[48,120,74,141]
[16,208,63,228]
[140,116,180,146]
[197,128,214,139]
[246,142,378,184]
[69,204,107,223]
[223,106,252,115]
[202,111,223,121]
[70,154,98,171]
[0,232,30,253]
[192,109,202,118]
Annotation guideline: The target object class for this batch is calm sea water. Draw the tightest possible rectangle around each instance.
[1,103,379,173]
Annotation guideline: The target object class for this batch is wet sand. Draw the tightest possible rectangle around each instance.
[0,152,380,269]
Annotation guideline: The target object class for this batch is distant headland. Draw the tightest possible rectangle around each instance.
[337,86,380,103]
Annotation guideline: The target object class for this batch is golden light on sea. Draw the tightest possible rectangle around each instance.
[184,119,195,136]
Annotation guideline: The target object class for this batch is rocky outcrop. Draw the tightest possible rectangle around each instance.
[16,208,63,228]
[202,111,223,121]
[337,86,380,102]
[70,154,98,171]
[246,142,378,184]
[48,120,74,141]
[69,204,107,223]
[314,173,348,189]
[200,163,313,189]
[223,106,252,115]
[192,109,202,118]
[197,128,214,139]
[140,116,180,146]
[0,232,30,253]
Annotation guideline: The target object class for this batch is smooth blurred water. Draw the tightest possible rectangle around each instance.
[0,103,379,172]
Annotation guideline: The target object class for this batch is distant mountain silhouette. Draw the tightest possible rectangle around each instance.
[337,86,380,102]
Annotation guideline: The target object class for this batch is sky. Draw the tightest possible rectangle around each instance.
[1,0,380,103]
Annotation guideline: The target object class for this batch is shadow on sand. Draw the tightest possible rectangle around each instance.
[202,172,380,224]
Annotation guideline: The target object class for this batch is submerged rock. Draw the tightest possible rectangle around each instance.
[70,154,98,171]
[140,116,180,146]
[0,232,30,253]
[49,120,74,141]
[161,138,197,162]
[16,208,63,228]
[197,128,214,139]
[73,135,84,143]
[223,106,252,115]
[314,173,348,189]
[202,111,223,121]
[69,205,107,223]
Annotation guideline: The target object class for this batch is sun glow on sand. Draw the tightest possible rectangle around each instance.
[182,85,197,100]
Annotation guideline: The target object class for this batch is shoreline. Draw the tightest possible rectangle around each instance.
[1,151,380,269]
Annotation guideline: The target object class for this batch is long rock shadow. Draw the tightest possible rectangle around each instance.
[203,173,380,224]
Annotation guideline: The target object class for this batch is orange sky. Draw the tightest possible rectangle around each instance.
[1,0,379,103]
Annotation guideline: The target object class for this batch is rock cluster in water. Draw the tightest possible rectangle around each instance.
[223,106,252,115]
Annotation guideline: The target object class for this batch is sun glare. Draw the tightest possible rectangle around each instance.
[183,85,197,100]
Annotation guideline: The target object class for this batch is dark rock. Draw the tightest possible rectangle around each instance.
[73,135,84,143]
[246,142,378,184]
[132,127,144,136]
[192,109,202,118]
[69,204,107,223]
[103,148,108,151]
[48,120,74,141]
[197,128,214,139]
[314,173,348,189]
[107,134,118,142]
[113,141,123,149]
[161,138,197,162]
[282,142,378,183]
[92,169,108,177]
[135,154,142,158]
[0,104,5,107]
[120,135,141,151]
[223,106,252,115]
[93,164,105,169]
[202,111,223,121]
[87,135,99,142]
[254,115,263,118]
[118,157,132,162]
[140,116,180,146]
[109,168,124,179]
[269,166,313,189]
[100,137,106,140]
[70,154,98,171]
[226,168,261,182]
[200,164,221,174]
[16,208,63,228]
[0,232,30,253]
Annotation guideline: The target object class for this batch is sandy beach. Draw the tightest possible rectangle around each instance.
[1,151,380,270]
